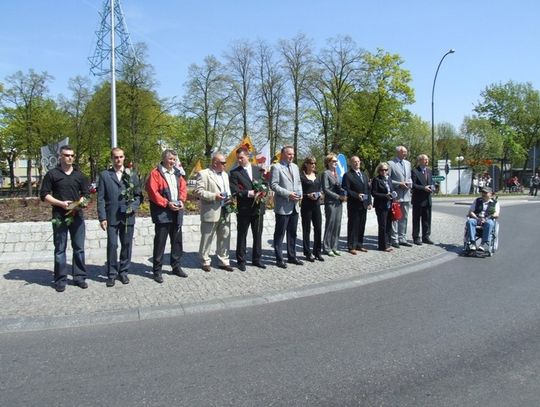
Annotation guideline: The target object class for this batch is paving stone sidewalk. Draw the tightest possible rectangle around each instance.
[0,205,476,333]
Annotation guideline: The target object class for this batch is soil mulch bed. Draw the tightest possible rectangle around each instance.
[0,196,200,223]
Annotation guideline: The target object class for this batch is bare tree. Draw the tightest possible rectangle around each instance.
[183,55,232,157]
[279,33,314,156]
[317,36,364,152]
[225,40,255,138]
[255,40,288,158]
[59,76,93,167]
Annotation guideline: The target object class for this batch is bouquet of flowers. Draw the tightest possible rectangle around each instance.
[252,178,269,207]
[119,170,137,214]
[51,186,95,227]
[219,193,238,226]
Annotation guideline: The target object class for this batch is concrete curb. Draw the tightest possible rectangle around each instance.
[0,251,457,333]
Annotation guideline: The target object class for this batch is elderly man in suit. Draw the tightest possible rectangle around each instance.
[411,154,435,245]
[97,147,143,287]
[229,146,267,271]
[194,152,234,272]
[270,145,303,269]
[146,149,188,283]
[388,145,413,248]
[342,155,372,254]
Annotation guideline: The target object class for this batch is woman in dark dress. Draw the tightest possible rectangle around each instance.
[371,162,395,252]
[300,156,324,262]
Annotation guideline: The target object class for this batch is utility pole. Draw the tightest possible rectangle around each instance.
[89,0,136,148]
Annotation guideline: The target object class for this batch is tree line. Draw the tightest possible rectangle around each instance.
[1,33,539,196]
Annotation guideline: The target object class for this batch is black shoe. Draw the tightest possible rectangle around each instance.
[238,263,246,272]
[118,274,130,284]
[106,277,116,287]
[153,274,163,284]
[400,241,413,247]
[287,258,304,266]
[55,284,66,293]
[422,238,435,245]
[218,265,234,272]
[306,255,315,262]
[391,243,400,249]
[276,261,287,269]
[315,255,325,261]
[75,280,88,289]
[413,239,423,245]
[172,267,188,278]
[253,262,267,269]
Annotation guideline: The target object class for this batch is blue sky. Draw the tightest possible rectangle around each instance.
[1,0,539,131]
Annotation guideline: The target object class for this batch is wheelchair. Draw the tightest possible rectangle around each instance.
[462,218,499,257]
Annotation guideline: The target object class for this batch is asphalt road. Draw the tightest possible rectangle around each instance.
[1,201,539,406]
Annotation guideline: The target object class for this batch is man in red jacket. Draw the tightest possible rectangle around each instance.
[146,149,188,283]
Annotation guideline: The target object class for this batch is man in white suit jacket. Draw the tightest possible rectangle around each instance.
[270,146,303,268]
[387,145,413,247]
[194,153,234,272]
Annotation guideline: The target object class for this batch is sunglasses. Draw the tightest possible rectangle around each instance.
[331,160,338,163]
[63,154,75,158]
[219,161,227,165]
[380,168,388,171]
[307,162,316,165]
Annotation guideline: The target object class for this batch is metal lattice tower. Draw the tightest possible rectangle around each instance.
[88,0,136,147]
[89,0,135,76]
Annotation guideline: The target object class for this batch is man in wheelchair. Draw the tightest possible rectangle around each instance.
[465,186,500,254]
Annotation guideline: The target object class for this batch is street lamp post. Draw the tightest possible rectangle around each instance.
[456,155,464,194]
[431,49,455,175]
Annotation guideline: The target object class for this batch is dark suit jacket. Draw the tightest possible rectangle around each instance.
[371,176,394,210]
[97,168,143,225]
[342,169,372,210]
[229,164,266,215]
[411,166,433,207]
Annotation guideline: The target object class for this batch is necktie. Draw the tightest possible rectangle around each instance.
[287,164,293,179]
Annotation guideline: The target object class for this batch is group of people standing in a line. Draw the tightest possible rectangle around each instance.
[40,144,435,292]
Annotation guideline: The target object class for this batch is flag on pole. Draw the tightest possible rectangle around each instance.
[188,159,203,179]
[225,135,258,171]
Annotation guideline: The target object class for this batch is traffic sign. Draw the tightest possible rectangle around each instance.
[432,175,445,182]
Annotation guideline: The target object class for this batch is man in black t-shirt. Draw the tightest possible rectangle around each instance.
[40,145,90,292]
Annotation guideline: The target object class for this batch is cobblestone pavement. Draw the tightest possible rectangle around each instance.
[0,199,530,332]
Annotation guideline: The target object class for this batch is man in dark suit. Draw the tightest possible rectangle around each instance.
[411,154,435,245]
[229,147,267,271]
[270,145,303,268]
[97,147,143,287]
[342,156,372,254]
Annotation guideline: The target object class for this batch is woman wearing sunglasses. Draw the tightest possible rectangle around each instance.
[371,162,395,252]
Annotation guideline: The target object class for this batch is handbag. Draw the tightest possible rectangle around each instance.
[391,201,402,221]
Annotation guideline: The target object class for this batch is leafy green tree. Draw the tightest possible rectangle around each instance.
[340,49,414,172]
[317,36,364,153]
[474,81,540,175]
[1,70,56,195]
[183,55,233,158]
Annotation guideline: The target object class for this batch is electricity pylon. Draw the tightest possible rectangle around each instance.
[88,0,136,148]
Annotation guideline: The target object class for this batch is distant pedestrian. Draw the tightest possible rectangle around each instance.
[40,145,90,292]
